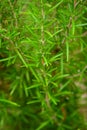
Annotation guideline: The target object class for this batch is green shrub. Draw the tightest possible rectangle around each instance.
[0,0,87,130]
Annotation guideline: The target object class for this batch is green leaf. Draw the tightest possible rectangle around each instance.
[76,23,87,27]
[59,80,71,92]
[0,99,20,107]
[36,121,49,130]
[60,55,63,74]
[23,81,29,97]
[45,29,63,39]
[56,91,71,96]
[27,100,40,105]
[0,56,16,62]
[16,49,28,68]
[66,41,69,62]
[49,53,62,63]
[58,74,69,79]
[48,0,63,12]
[72,19,75,35]
[43,55,49,66]
[29,66,40,81]
[10,81,18,95]
[48,93,57,105]
[27,84,41,90]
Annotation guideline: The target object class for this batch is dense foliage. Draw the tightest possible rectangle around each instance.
[0,0,87,130]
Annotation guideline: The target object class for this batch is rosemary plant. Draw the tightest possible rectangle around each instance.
[0,0,87,130]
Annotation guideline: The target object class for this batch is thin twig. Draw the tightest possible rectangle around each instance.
[41,0,45,45]
[40,0,58,124]
[8,0,18,28]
